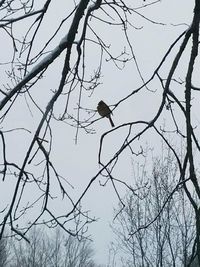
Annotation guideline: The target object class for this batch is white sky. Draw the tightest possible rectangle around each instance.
[0,0,196,265]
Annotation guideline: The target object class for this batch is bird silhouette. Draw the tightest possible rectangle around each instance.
[97,100,115,127]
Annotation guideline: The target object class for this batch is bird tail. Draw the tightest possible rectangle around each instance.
[108,116,115,127]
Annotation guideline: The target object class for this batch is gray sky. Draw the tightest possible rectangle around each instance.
[0,0,196,265]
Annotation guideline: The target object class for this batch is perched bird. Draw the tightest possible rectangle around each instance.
[97,100,115,127]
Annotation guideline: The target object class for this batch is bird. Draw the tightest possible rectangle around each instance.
[97,100,115,127]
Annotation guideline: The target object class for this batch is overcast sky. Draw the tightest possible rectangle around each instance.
[0,0,196,265]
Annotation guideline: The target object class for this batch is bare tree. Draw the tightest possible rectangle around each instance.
[0,0,164,240]
[1,2,200,265]
[9,227,99,267]
[0,237,9,267]
[110,149,196,267]
[63,234,96,267]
